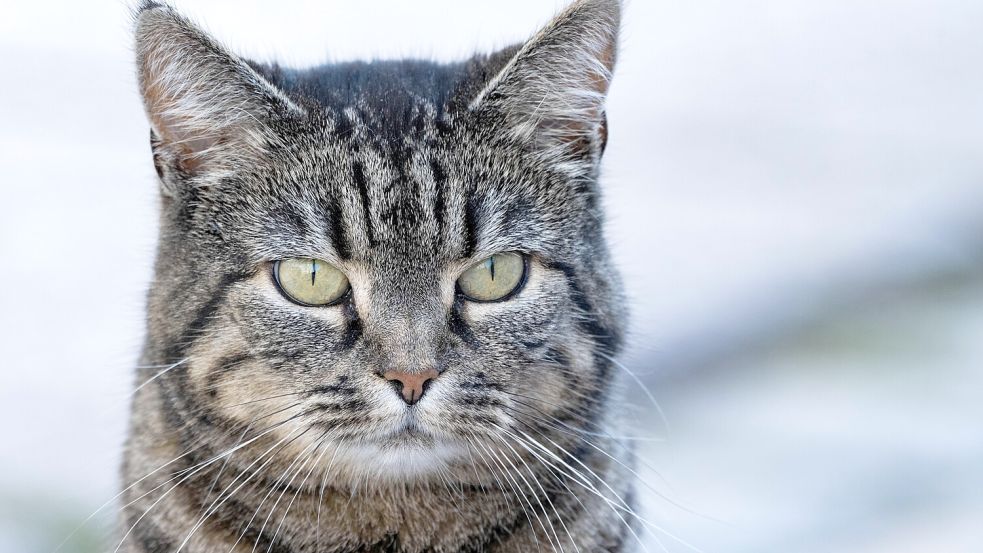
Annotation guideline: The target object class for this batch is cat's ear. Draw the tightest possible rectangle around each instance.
[470,0,620,172]
[134,2,303,193]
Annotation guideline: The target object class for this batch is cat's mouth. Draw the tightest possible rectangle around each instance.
[370,413,469,455]
[381,416,435,444]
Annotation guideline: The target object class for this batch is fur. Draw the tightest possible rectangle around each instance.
[121,1,636,551]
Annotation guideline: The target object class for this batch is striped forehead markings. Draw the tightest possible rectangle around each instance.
[463,194,480,258]
[429,157,447,239]
[325,195,351,260]
[351,157,377,249]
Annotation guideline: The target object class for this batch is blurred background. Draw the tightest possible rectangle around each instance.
[1,0,981,551]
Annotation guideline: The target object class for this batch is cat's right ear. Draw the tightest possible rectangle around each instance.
[134,2,303,195]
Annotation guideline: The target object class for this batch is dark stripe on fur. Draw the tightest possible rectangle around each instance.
[546,261,621,355]
[339,301,363,350]
[430,157,447,238]
[126,512,176,552]
[164,272,250,361]
[204,353,253,397]
[351,159,377,247]
[605,487,638,552]
[326,195,351,259]
[448,299,478,347]
[273,202,310,237]
[463,194,480,257]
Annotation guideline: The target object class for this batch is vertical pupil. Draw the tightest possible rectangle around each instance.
[311,259,317,286]
[489,256,496,281]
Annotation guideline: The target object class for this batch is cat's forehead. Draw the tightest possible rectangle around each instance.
[239,122,561,270]
[217,55,595,268]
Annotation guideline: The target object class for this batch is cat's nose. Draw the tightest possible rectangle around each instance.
[382,368,439,406]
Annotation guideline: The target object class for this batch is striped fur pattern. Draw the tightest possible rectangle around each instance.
[122,1,637,551]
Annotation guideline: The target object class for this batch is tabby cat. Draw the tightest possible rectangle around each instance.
[122,0,637,551]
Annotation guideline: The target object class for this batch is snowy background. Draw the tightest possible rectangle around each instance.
[1,0,981,551]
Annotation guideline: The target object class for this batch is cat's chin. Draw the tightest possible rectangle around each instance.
[326,433,470,482]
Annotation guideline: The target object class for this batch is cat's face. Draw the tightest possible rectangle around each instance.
[136,1,623,483]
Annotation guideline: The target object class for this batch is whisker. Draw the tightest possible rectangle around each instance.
[248,428,327,553]
[62,403,303,553]
[266,435,330,553]
[464,432,516,514]
[469,433,545,553]
[315,438,344,551]
[481,435,559,552]
[490,432,571,553]
[596,351,671,438]
[171,413,316,552]
[506,424,702,553]
[215,426,318,553]
[496,393,683,504]
[499,429,613,553]
[504,404,705,523]
[130,358,189,396]
[497,426,653,553]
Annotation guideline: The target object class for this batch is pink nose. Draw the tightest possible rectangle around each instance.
[382,368,439,405]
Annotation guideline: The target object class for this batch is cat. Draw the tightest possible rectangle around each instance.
[121,0,637,551]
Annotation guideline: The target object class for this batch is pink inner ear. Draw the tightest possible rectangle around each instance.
[155,119,221,175]
[593,40,617,95]
[562,39,615,147]
[136,13,264,177]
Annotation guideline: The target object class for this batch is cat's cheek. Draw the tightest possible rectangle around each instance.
[182,327,302,431]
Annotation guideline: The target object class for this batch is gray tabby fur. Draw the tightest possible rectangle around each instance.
[122,0,637,551]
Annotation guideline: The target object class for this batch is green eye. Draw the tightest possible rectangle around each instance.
[274,258,350,306]
[457,252,527,302]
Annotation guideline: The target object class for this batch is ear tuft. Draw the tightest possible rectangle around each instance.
[471,0,621,171]
[134,3,302,186]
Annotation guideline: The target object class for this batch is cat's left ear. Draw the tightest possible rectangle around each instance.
[134,2,304,194]
[470,0,620,172]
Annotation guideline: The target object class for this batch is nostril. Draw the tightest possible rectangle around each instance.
[387,377,404,395]
[382,368,439,406]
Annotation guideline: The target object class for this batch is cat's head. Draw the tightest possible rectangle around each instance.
[134,0,624,483]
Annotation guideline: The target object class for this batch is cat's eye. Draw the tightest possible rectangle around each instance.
[273,258,350,306]
[457,252,527,302]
